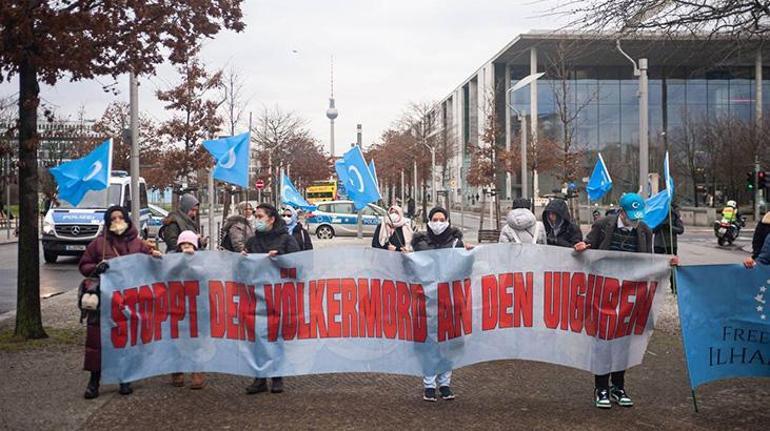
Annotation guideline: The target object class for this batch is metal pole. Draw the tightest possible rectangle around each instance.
[4,156,9,239]
[639,58,649,197]
[247,112,252,203]
[268,152,273,207]
[504,65,512,200]
[460,167,465,231]
[208,169,214,250]
[356,124,362,147]
[413,160,418,205]
[401,169,405,204]
[520,114,528,199]
[129,71,141,223]
[530,47,539,198]
[755,49,763,221]
[431,146,437,208]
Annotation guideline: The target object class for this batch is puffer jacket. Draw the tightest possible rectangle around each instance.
[499,208,546,244]
[411,226,464,251]
[222,214,254,252]
[245,216,300,255]
[541,199,582,247]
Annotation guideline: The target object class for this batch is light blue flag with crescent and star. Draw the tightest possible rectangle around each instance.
[339,146,381,210]
[281,171,316,211]
[203,132,250,188]
[643,152,674,230]
[49,139,113,206]
[369,159,380,192]
[586,153,612,202]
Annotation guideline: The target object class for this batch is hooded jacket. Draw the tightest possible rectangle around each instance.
[499,208,546,244]
[284,206,313,251]
[222,214,254,252]
[79,206,153,373]
[162,195,200,252]
[79,205,152,276]
[245,216,300,255]
[541,199,582,247]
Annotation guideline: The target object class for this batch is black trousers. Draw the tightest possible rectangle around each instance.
[594,370,625,390]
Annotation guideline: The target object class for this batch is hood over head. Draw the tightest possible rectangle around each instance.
[179,193,199,213]
[506,208,537,230]
[542,198,571,223]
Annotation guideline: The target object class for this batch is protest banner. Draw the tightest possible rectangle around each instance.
[677,265,770,390]
[100,244,670,384]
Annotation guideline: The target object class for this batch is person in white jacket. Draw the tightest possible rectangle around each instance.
[499,199,546,245]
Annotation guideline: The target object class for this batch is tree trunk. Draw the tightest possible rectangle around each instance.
[15,55,47,339]
[479,190,486,231]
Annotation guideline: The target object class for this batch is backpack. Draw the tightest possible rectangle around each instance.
[157,220,178,246]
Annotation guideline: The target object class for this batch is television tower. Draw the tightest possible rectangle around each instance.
[326,56,339,158]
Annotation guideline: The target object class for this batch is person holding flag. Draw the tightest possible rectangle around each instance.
[372,205,413,251]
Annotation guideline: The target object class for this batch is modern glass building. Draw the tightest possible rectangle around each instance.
[434,31,770,204]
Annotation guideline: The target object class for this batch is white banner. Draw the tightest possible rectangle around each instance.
[99,244,670,383]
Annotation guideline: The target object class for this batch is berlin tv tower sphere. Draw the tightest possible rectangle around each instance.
[326,99,338,120]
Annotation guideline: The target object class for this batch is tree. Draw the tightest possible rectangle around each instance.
[156,53,225,202]
[0,0,244,339]
[567,1,770,39]
[219,65,251,216]
[252,107,331,202]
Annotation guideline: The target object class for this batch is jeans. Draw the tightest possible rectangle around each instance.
[423,371,452,389]
[594,370,625,390]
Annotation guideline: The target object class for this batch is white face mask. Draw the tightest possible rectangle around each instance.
[428,221,449,235]
[388,213,401,223]
[282,216,293,225]
[109,220,128,235]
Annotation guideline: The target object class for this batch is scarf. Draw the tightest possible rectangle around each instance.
[283,206,299,234]
[378,205,413,247]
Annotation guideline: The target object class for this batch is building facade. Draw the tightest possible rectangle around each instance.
[435,31,770,205]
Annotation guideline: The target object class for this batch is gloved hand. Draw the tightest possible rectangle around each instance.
[94,261,109,275]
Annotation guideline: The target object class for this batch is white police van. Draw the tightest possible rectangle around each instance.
[41,171,150,263]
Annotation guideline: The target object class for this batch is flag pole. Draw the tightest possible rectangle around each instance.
[691,389,699,413]
[208,167,215,250]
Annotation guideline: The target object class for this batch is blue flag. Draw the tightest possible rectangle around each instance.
[586,153,612,202]
[643,152,674,230]
[281,171,316,211]
[369,159,380,192]
[49,139,112,206]
[203,132,250,188]
[339,147,381,210]
[676,264,770,389]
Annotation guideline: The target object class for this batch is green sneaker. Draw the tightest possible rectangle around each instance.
[610,386,634,407]
[594,388,611,409]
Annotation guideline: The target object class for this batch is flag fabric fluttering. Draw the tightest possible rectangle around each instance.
[586,153,612,202]
[369,159,380,192]
[281,171,316,211]
[49,139,113,206]
[337,146,381,210]
[643,151,675,230]
[203,132,250,188]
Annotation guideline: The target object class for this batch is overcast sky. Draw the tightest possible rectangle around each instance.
[0,0,566,156]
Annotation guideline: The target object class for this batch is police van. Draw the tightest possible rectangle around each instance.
[41,171,150,263]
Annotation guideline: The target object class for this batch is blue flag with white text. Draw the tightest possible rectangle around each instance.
[49,139,113,206]
[281,172,316,211]
[676,265,770,389]
[203,132,250,188]
[339,147,381,210]
[586,153,612,202]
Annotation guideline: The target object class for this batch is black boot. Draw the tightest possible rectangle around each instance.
[84,371,100,399]
[270,377,284,393]
[246,378,268,394]
[119,382,133,395]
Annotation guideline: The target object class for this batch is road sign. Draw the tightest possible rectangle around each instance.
[255,179,265,190]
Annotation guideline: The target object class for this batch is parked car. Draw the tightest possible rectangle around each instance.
[147,203,169,238]
[306,200,399,239]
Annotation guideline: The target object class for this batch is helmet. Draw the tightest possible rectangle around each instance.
[177,230,199,249]
[727,200,737,208]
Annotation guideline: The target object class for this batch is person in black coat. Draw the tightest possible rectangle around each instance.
[243,204,299,395]
[409,207,466,402]
[281,206,313,251]
[541,198,582,247]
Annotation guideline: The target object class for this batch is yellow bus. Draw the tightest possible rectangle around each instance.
[306,180,337,204]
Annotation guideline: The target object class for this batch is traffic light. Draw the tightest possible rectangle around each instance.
[758,171,768,190]
[747,172,755,191]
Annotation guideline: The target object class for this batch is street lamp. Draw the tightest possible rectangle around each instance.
[506,72,544,200]
[616,40,649,197]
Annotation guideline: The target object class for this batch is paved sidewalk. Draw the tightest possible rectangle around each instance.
[2,277,770,430]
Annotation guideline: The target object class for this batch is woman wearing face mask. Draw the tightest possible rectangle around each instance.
[79,205,162,399]
[282,206,313,251]
[243,204,300,394]
[409,207,467,402]
[372,205,413,251]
